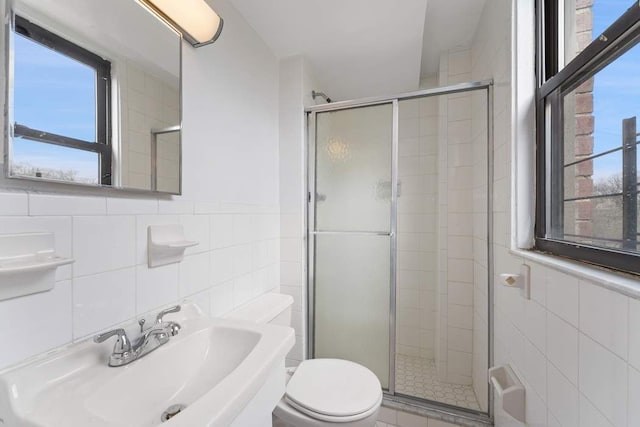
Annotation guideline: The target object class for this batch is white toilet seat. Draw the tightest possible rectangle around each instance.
[285,392,382,423]
[275,396,382,427]
[281,359,382,424]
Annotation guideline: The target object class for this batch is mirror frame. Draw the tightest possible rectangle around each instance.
[3,2,183,195]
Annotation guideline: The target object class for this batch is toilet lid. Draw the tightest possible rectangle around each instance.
[285,359,382,418]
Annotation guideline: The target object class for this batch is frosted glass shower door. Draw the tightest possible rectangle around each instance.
[311,103,395,389]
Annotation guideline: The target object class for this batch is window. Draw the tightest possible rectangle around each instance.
[11,15,112,185]
[536,1,640,274]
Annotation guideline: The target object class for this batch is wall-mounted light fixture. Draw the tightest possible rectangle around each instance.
[138,0,223,48]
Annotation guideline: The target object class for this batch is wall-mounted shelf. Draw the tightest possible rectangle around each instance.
[0,233,74,301]
[489,364,525,422]
[148,224,198,268]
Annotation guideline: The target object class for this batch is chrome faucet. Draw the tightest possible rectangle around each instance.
[94,305,182,367]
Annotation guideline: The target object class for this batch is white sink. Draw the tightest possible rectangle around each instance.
[0,303,295,427]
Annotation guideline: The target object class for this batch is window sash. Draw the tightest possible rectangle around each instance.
[13,15,112,185]
[535,1,640,275]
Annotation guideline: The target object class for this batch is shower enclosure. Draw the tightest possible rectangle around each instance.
[306,81,493,422]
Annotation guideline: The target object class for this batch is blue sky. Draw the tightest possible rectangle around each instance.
[591,0,640,180]
[13,32,98,182]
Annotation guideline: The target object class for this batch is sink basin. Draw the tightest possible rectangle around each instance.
[0,303,295,426]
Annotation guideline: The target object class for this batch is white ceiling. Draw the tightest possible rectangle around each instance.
[228,0,486,101]
[420,0,488,76]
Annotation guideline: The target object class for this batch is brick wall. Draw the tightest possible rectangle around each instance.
[572,0,594,239]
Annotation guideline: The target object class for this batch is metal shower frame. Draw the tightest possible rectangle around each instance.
[304,79,495,425]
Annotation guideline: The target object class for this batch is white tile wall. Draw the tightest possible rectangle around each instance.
[579,280,628,360]
[579,333,628,427]
[135,263,179,314]
[73,216,136,277]
[73,268,137,339]
[629,298,640,371]
[0,196,281,371]
[396,96,438,360]
[547,362,579,427]
[0,0,282,373]
[472,0,640,425]
[4,2,639,427]
[546,269,580,327]
[0,280,72,369]
[0,190,28,215]
[546,311,579,385]
[628,367,640,425]
[433,48,483,392]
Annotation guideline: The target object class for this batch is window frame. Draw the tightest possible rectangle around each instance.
[11,15,112,185]
[535,1,640,275]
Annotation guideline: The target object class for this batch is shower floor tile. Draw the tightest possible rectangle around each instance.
[395,354,480,410]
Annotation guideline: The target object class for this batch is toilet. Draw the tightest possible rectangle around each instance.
[225,293,383,427]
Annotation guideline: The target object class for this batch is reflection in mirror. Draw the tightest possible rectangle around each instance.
[152,126,181,194]
[6,0,182,194]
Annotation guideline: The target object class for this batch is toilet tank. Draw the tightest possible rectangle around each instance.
[224,293,293,326]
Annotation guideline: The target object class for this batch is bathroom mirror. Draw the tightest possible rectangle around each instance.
[4,0,182,194]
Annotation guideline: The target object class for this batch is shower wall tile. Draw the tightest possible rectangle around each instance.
[399,118,420,139]
[448,304,473,329]
[448,327,473,352]
[447,282,473,306]
[400,99,420,119]
[449,50,472,76]
[399,137,422,157]
[431,47,480,388]
[396,95,439,359]
[419,117,438,136]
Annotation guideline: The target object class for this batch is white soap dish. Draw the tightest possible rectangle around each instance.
[0,233,74,300]
[488,364,525,422]
[147,224,198,268]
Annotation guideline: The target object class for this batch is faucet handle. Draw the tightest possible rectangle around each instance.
[156,305,181,324]
[93,328,131,354]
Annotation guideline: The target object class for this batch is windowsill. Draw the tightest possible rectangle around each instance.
[509,247,640,300]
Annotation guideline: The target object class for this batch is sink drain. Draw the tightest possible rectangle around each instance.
[161,404,187,422]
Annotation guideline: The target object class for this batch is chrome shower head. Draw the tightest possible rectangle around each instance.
[312,90,332,103]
